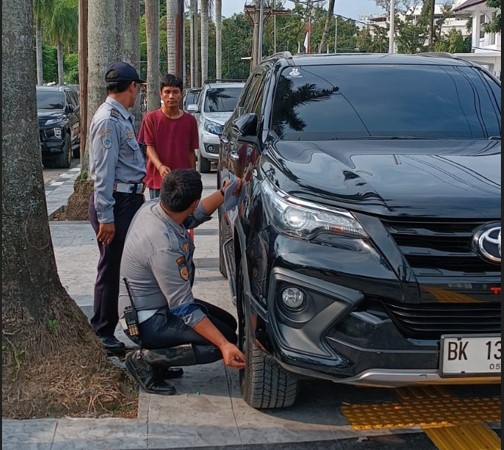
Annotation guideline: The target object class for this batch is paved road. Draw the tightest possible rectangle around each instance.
[43,157,80,185]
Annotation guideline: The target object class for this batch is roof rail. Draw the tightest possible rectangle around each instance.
[262,51,293,62]
[416,52,455,58]
[203,78,247,84]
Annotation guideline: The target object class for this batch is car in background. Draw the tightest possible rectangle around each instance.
[182,87,201,114]
[36,85,80,167]
[187,80,244,173]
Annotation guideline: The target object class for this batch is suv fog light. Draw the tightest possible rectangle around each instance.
[281,287,305,310]
[206,144,215,153]
[54,128,62,139]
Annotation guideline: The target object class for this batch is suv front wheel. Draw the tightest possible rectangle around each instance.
[238,266,299,409]
[197,150,211,173]
[54,134,72,169]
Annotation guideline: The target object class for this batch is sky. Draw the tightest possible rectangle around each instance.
[221,1,386,23]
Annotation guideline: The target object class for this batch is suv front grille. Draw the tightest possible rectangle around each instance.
[383,302,501,339]
[381,219,499,275]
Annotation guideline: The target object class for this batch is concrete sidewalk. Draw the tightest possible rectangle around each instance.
[2,170,435,450]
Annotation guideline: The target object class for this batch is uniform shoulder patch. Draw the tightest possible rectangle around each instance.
[110,108,120,119]
[176,256,189,281]
[101,135,112,149]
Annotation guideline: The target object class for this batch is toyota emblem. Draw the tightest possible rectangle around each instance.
[474,225,501,264]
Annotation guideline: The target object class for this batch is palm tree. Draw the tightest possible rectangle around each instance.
[166,0,177,74]
[189,0,199,87]
[44,0,78,85]
[200,0,209,83]
[122,0,141,131]
[33,0,53,85]
[145,0,160,111]
[3,0,132,420]
[215,0,222,79]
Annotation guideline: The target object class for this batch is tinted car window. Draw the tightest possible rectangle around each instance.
[37,91,65,110]
[204,87,242,113]
[271,65,501,140]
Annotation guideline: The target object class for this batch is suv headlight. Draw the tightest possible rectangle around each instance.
[45,118,64,126]
[262,181,368,239]
[204,119,223,135]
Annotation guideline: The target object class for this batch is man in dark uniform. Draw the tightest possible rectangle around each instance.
[88,61,146,355]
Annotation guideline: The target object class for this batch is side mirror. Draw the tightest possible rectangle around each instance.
[232,113,258,137]
[187,104,198,112]
[66,104,75,113]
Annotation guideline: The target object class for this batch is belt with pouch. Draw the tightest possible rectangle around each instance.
[113,182,145,194]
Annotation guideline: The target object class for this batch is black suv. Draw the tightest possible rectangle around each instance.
[37,85,80,168]
[218,53,501,409]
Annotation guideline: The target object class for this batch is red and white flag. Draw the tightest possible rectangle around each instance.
[304,22,311,54]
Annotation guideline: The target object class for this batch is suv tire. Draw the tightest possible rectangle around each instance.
[54,134,72,169]
[197,151,211,173]
[238,267,299,409]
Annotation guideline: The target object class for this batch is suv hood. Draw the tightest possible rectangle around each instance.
[203,111,232,125]
[271,139,501,219]
[38,110,65,120]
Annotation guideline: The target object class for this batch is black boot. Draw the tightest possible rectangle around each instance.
[124,350,176,395]
[141,344,197,368]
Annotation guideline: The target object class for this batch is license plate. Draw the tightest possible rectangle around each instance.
[440,335,501,376]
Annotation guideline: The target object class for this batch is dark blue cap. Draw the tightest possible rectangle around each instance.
[105,61,145,84]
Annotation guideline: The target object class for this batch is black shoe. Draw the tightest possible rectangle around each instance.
[99,336,126,356]
[125,350,176,396]
[157,367,184,379]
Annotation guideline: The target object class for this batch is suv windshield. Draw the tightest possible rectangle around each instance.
[271,64,501,140]
[204,87,242,113]
[37,90,65,110]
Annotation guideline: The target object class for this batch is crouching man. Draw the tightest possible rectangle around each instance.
[118,169,245,395]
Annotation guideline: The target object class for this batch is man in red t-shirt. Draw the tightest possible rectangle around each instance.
[138,74,198,199]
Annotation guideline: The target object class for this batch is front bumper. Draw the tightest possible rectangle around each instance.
[199,131,220,160]
[246,233,500,387]
[40,127,65,156]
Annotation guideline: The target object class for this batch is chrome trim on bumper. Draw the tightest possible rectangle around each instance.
[336,369,501,387]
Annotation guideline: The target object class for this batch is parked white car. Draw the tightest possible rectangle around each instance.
[188,80,244,173]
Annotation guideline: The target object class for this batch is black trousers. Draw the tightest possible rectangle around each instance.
[135,300,238,364]
[88,191,144,337]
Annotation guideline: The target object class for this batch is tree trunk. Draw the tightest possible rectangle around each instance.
[166,0,177,74]
[145,0,160,111]
[86,0,123,171]
[36,17,44,85]
[122,0,141,132]
[78,0,88,166]
[2,0,135,419]
[57,40,65,84]
[319,0,335,53]
[200,0,209,83]
[215,0,222,80]
[190,0,199,87]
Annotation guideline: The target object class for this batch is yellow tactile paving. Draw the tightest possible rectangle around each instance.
[424,422,501,450]
[342,386,501,449]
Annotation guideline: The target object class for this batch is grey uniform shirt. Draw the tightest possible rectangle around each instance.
[89,97,146,223]
[118,200,212,328]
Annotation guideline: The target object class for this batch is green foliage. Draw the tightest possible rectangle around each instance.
[484,0,501,33]
[42,45,57,83]
[435,28,470,53]
[64,53,79,84]
[221,14,253,79]
[48,319,58,332]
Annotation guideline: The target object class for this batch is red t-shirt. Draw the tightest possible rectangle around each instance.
[138,109,199,189]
